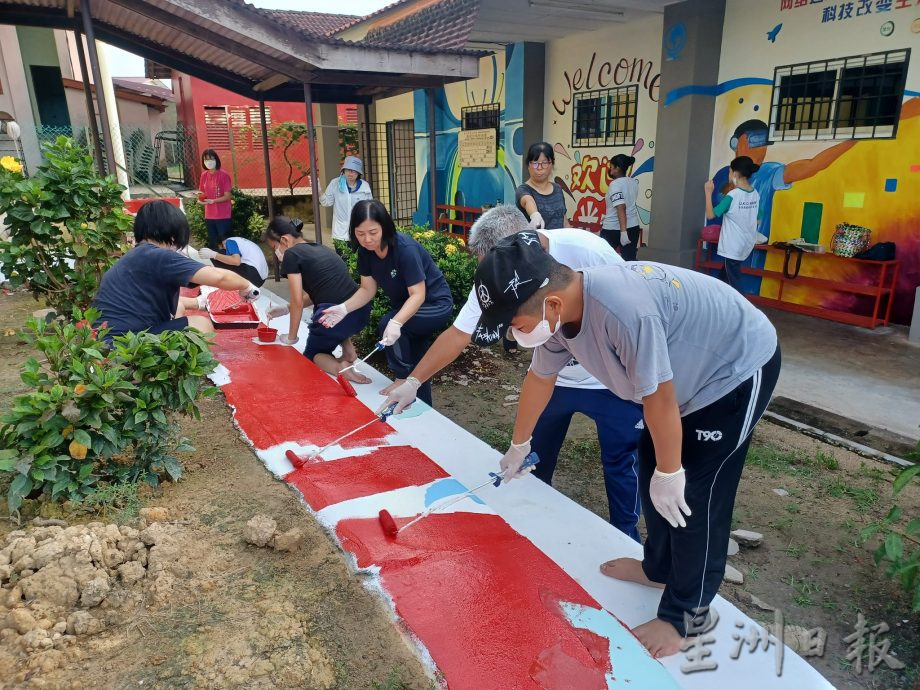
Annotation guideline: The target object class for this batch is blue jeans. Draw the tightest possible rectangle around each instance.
[720,256,744,292]
[380,301,453,406]
[531,386,643,541]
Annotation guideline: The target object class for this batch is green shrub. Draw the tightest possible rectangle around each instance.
[187,188,266,247]
[0,138,133,314]
[0,309,217,512]
[337,227,476,351]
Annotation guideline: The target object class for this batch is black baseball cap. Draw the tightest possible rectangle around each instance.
[471,231,553,346]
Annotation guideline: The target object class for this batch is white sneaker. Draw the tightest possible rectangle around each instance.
[196,294,208,310]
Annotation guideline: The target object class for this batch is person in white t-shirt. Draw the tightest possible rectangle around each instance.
[380,205,644,540]
[198,236,269,287]
[704,156,762,292]
[600,154,641,261]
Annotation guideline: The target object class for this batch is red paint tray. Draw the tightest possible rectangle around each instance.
[207,289,260,329]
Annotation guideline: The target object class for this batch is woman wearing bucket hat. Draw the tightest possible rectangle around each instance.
[321,155,373,255]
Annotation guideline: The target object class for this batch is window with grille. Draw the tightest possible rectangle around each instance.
[461,103,500,131]
[572,86,637,148]
[770,49,909,141]
[248,106,273,150]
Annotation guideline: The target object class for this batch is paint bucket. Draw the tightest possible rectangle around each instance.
[256,326,278,343]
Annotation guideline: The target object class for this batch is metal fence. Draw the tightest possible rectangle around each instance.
[364,120,417,226]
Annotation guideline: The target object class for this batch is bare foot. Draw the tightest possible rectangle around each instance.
[599,558,665,589]
[633,618,683,658]
[339,366,371,385]
[340,339,358,362]
[379,378,405,396]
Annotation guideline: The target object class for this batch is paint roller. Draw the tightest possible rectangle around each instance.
[335,343,384,397]
[378,452,540,537]
[285,403,397,467]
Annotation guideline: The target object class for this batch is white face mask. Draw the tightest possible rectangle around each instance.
[510,298,560,348]
[204,160,217,170]
[274,246,284,261]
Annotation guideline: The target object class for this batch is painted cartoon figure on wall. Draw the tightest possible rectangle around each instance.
[709,118,854,292]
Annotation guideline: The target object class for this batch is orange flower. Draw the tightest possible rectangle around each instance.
[68,440,88,460]
[74,384,87,395]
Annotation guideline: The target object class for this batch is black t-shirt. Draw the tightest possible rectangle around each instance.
[92,242,203,335]
[280,242,358,306]
[515,183,567,229]
[356,232,452,309]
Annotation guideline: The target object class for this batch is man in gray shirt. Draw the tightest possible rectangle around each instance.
[472,233,780,658]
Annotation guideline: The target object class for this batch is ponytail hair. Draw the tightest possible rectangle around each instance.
[609,154,636,175]
[730,156,761,179]
[263,216,304,243]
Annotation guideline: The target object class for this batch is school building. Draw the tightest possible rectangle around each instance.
[331,0,920,328]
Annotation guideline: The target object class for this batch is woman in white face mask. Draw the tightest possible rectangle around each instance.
[198,149,233,251]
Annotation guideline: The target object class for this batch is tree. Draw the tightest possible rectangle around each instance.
[267,121,313,196]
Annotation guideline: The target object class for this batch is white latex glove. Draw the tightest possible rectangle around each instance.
[500,438,533,482]
[238,283,260,303]
[383,376,421,415]
[319,303,348,328]
[198,247,218,260]
[267,304,289,320]
[620,230,631,247]
[195,294,208,311]
[381,319,402,346]
[649,467,692,528]
[528,211,545,230]
[202,198,214,205]
[279,334,299,346]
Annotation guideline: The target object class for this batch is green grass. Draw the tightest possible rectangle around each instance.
[782,575,821,608]
[785,502,800,514]
[822,477,880,511]
[80,482,141,522]
[784,543,806,559]
[747,444,841,479]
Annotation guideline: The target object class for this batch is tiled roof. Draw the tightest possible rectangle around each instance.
[268,10,359,37]
[331,0,420,35]
[364,0,481,51]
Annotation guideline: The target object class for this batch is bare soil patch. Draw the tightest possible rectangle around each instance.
[0,291,434,690]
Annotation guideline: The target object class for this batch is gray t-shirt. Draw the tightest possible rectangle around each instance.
[516,183,567,229]
[531,262,777,416]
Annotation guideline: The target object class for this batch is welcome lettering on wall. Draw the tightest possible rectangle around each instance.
[552,53,661,116]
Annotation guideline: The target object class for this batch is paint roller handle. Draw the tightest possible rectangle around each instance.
[340,343,385,375]
[378,402,398,422]
[490,452,540,487]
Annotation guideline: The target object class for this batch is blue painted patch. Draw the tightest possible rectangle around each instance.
[560,602,680,689]
[394,400,431,419]
[767,23,782,43]
[885,178,898,193]
[664,78,773,107]
[665,23,687,61]
[632,156,654,178]
[424,479,485,508]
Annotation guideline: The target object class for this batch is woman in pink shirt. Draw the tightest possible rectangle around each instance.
[198,149,233,250]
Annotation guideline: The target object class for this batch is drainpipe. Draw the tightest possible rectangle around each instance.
[426,88,437,231]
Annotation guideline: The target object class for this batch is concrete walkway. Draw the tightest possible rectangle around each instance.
[767,308,920,444]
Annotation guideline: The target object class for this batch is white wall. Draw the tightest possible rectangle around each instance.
[0,26,42,170]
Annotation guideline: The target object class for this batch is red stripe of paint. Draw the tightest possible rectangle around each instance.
[285,446,449,511]
[212,329,393,450]
[337,513,612,690]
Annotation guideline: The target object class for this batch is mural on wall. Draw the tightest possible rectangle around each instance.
[547,51,660,231]
[413,46,524,226]
[699,0,920,325]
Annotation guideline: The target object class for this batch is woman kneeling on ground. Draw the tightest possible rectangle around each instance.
[319,200,453,406]
[263,217,372,383]
[92,200,260,336]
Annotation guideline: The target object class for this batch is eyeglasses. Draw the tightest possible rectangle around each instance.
[529,161,551,169]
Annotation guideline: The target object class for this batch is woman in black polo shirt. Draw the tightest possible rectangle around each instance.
[319,200,453,406]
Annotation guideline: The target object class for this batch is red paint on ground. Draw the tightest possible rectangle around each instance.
[211,329,392,450]
[180,286,200,298]
[337,513,611,690]
[530,643,609,690]
[285,446,449,511]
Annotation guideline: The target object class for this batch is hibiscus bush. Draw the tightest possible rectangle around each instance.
[0,310,217,513]
[0,138,132,314]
